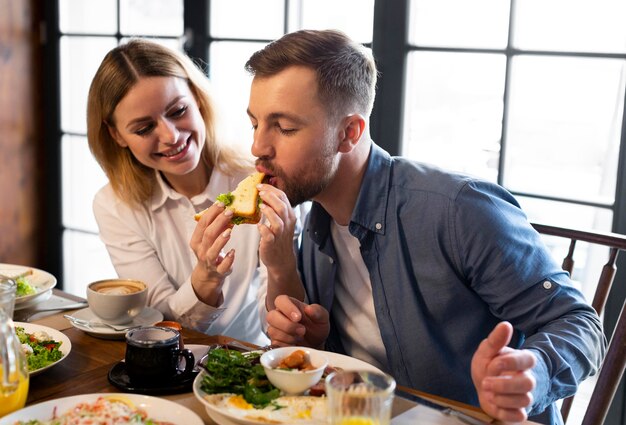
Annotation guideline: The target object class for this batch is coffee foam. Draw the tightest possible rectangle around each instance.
[96,285,138,295]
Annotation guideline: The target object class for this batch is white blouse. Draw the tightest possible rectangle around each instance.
[93,169,270,346]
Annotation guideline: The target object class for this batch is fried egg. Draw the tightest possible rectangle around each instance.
[204,393,327,424]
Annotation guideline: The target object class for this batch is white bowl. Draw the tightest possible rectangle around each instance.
[260,346,328,395]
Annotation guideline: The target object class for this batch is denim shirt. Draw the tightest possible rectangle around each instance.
[297,144,605,425]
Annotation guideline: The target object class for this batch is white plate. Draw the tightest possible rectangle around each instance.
[13,289,53,311]
[193,350,382,425]
[68,306,164,340]
[13,322,72,377]
[0,263,58,310]
[0,393,204,425]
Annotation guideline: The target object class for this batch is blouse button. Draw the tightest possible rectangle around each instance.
[543,281,552,290]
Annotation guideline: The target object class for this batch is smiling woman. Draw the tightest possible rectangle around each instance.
[84,39,272,346]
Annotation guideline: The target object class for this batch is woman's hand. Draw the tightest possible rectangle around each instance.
[189,202,236,306]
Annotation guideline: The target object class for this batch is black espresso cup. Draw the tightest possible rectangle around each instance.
[125,326,194,384]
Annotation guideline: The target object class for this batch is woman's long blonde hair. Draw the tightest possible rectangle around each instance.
[87,39,250,206]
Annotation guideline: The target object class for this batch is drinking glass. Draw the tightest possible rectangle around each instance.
[326,370,396,425]
[0,277,16,318]
[0,309,29,417]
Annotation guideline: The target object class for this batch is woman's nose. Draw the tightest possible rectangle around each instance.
[157,119,179,144]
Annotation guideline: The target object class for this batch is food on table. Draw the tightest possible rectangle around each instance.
[12,395,175,424]
[15,327,64,372]
[308,366,342,397]
[203,393,327,424]
[15,276,36,297]
[194,172,266,225]
[199,348,280,408]
[276,349,317,371]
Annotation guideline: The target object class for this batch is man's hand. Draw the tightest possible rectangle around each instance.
[471,321,537,422]
[256,183,297,271]
[256,184,305,306]
[266,295,330,348]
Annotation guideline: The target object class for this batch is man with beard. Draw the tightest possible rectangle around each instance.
[247,29,605,425]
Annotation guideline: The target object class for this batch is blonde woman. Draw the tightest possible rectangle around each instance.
[87,39,281,345]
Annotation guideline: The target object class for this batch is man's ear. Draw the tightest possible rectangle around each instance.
[107,122,128,148]
[338,114,365,153]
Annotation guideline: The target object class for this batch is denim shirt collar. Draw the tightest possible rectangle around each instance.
[308,143,392,247]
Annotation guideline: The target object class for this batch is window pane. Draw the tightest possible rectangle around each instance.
[120,0,183,36]
[295,0,374,43]
[62,135,109,233]
[211,0,285,40]
[402,52,506,181]
[517,196,613,302]
[59,0,117,34]
[504,56,625,204]
[409,0,510,49]
[60,36,117,134]
[210,41,267,150]
[514,0,626,53]
[63,230,116,297]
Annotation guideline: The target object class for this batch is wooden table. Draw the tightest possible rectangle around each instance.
[21,292,538,425]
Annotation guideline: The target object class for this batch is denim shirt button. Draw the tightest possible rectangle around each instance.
[375,222,382,230]
[329,257,334,264]
[543,280,552,290]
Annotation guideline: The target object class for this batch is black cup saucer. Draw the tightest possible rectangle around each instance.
[108,361,198,395]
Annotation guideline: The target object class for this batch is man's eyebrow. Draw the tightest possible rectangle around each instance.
[126,96,186,127]
[246,108,304,124]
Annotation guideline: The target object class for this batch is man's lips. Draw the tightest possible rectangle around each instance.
[255,165,277,186]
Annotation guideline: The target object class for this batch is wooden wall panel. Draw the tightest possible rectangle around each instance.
[0,0,43,266]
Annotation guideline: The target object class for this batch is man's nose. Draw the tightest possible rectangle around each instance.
[251,126,274,158]
[157,119,179,144]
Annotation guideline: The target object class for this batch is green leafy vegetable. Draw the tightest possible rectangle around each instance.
[231,216,246,225]
[15,327,64,371]
[15,276,36,297]
[200,348,280,408]
[216,192,234,206]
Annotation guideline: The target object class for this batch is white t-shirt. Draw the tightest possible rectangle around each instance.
[330,221,389,372]
[93,169,269,345]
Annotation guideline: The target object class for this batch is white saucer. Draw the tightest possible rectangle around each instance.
[68,307,164,340]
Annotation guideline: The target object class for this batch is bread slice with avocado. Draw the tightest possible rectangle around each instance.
[194,172,266,225]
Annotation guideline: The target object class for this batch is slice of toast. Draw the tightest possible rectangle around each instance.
[228,172,265,222]
[194,172,266,224]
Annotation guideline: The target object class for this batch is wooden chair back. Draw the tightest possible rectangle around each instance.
[532,223,626,425]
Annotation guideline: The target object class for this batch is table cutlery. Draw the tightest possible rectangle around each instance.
[13,303,88,322]
[63,314,141,332]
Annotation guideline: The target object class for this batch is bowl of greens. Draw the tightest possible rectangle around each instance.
[14,322,71,376]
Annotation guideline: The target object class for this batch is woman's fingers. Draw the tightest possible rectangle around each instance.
[215,249,235,276]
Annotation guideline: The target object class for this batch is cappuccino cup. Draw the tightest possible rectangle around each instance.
[87,279,147,324]
[125,326,195,384]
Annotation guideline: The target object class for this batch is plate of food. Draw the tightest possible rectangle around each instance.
[0,393,204,425]
[0,263,57,310]
[192,347,382,425]
[13,322,71,376]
